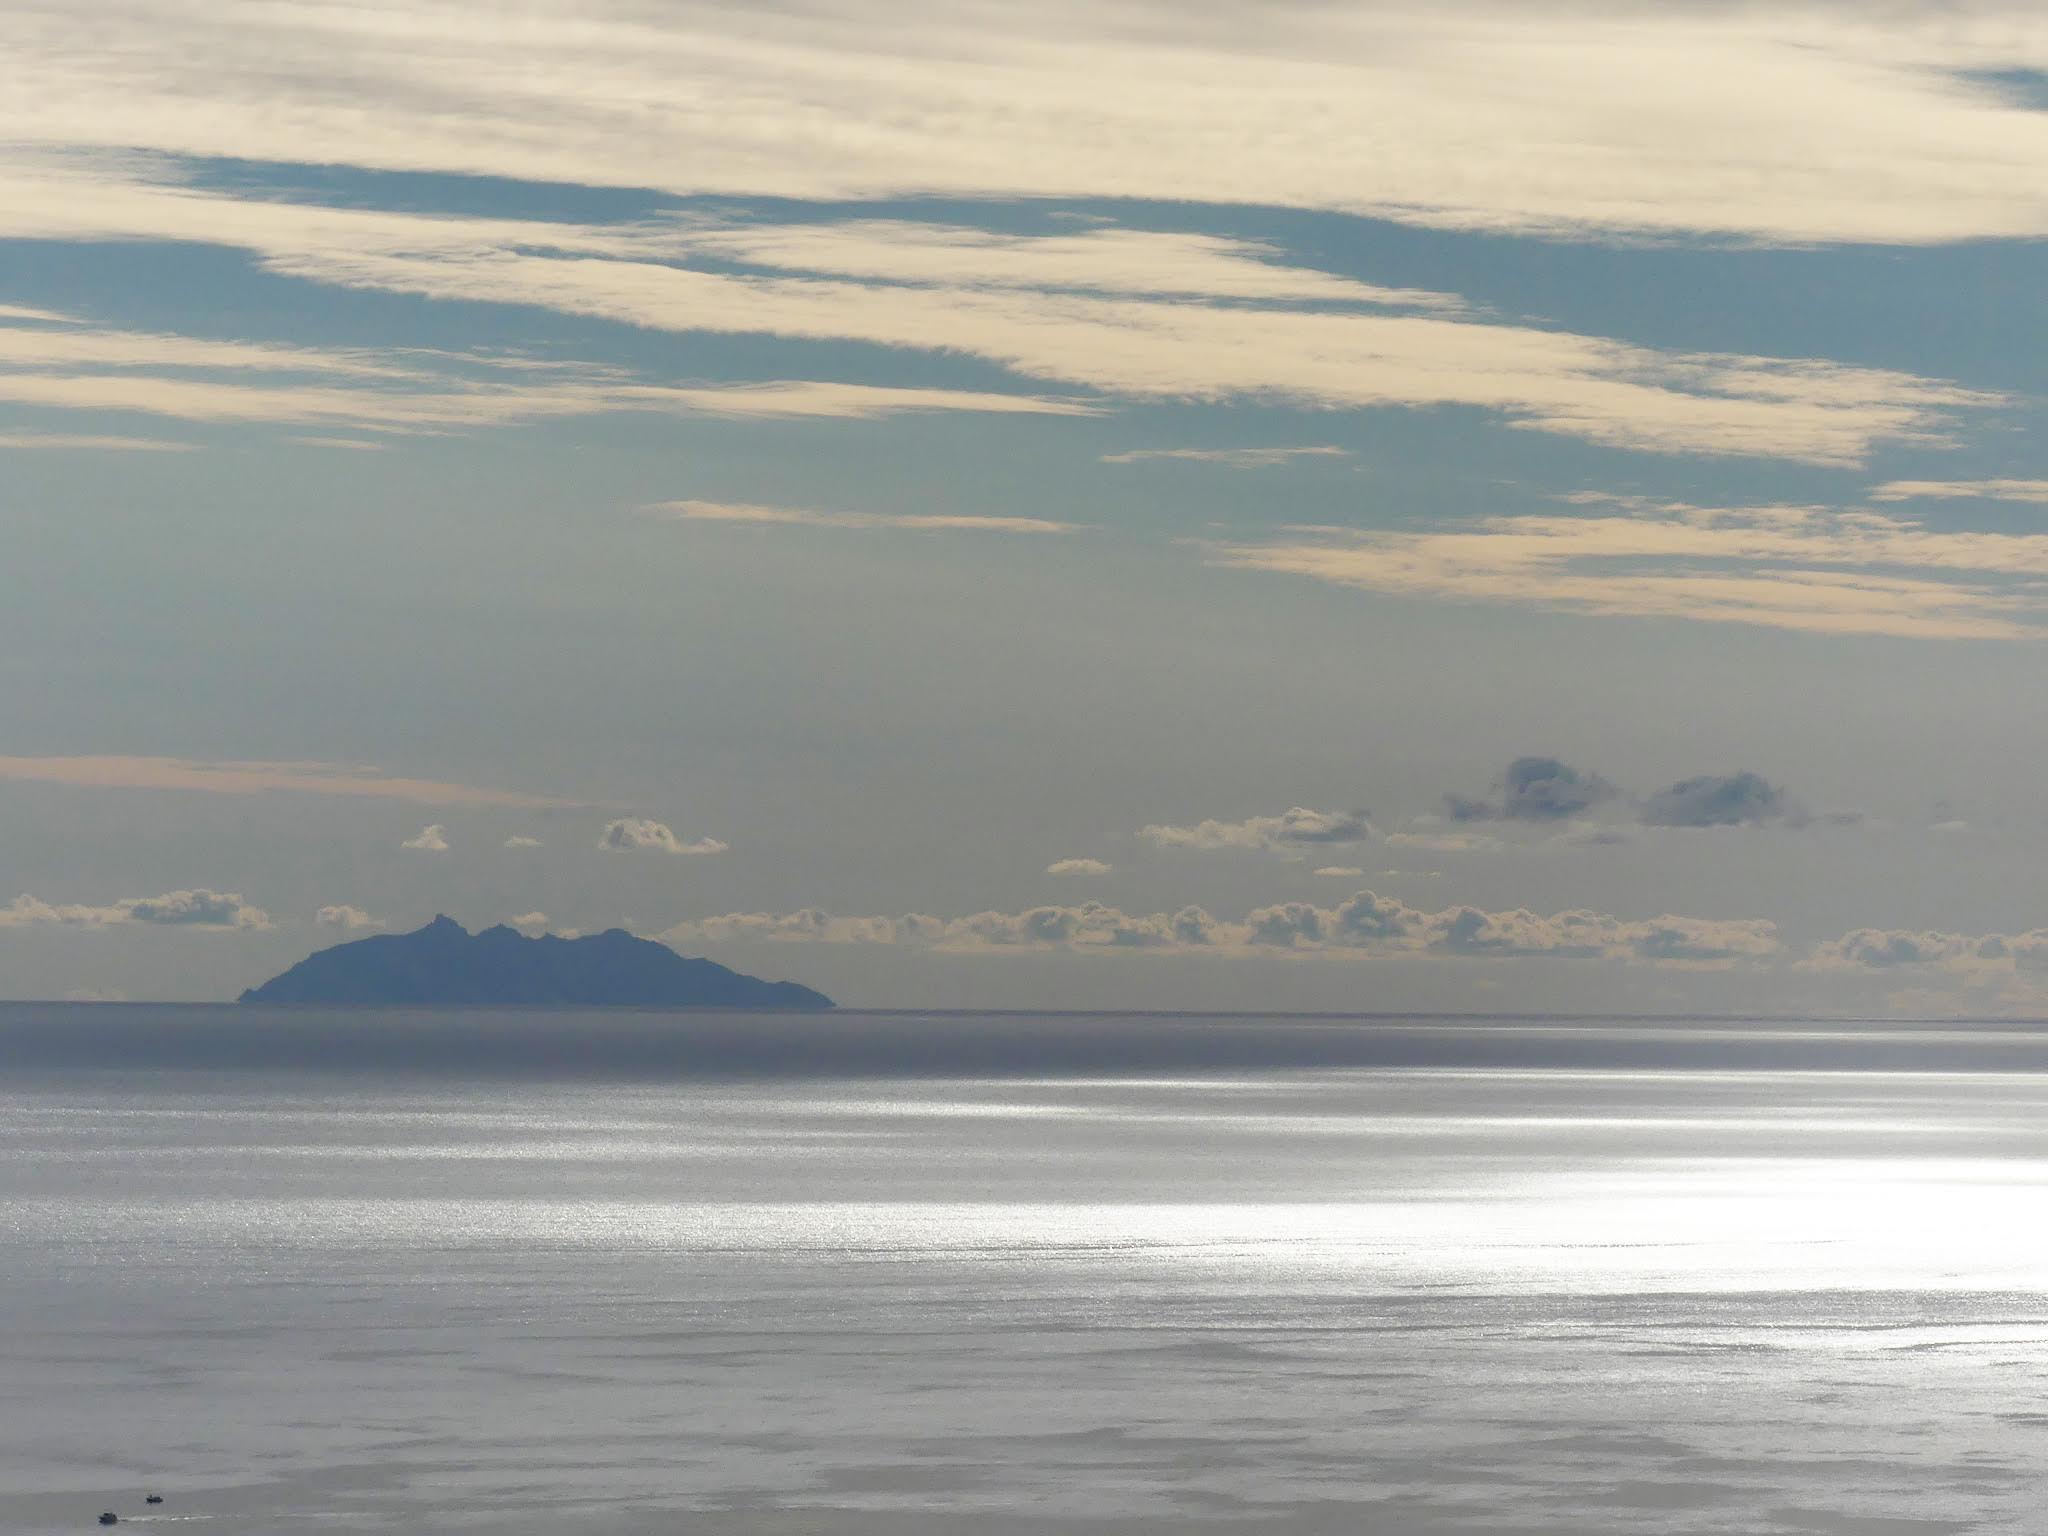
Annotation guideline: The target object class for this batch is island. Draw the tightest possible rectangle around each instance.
[239,915,833,1010]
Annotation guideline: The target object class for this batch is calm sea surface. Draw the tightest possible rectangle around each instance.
[4,1007,2048,1533]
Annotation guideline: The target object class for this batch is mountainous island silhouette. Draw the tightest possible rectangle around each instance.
[239,915,833,1009]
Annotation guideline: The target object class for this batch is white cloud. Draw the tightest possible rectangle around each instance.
[1046,858,1113,876]
[7,5,2048,245]
[316,904,384,930]
[655,500,1075,534]
[1101,446,1352,468]
[1870,479,2048,505]
[672,220,1456,307]
[642,381,1093,421]
[0,303,73,324]
[0,176,1993,466]
[599,817,727,855]
[242,221,1985,466]
[0,431,193,451]
[503,835,543,848]
[0,753,565,807]
[664,890,1779,966]
[291,436,387,451]
[1209,501,2048,641]
[1313,866,1365,878]
[1141,807,1372,851]
[402,823,450,852]
[0,300,1088,439]
[0,888,271,930]
[507,911,550,935]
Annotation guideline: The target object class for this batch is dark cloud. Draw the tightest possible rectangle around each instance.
[1640,771,1786,827]
[1446,756,1618,822]
[1448,758,1848,832]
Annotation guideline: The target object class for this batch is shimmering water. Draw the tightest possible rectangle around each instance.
[4,1009,2048,1533]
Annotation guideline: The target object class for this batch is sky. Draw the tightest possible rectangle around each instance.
[3,0,2047,1012]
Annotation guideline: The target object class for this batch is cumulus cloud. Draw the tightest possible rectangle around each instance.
[503,835,543,848]
[402,823,449,852]
[599,817,728,855]
[1046,858,1113,876]
[1140,807,1372,851]
[1445,756,1619,822]
[672,908,947,947]
[1314,865,1365,878]
[1437,756,1844,833]
[1809,927,2048,977]
[507,912,550,935]
[0,889,271,930]
[316,904,383,930]
[665,891,1779,967]
[1640,771,1790,827]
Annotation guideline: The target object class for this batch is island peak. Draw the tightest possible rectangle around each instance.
[239,917,832,1010]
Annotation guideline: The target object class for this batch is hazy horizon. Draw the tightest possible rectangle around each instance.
[5,2,2048,1014]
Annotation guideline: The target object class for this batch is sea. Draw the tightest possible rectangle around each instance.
[4,1005,2047,1534]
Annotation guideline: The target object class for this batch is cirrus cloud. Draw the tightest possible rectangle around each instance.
[654,500,1076,535]
[1209,501,2048,641]
[0,168,1996,468]
[8,3,2048,247]
[0,753,567,808]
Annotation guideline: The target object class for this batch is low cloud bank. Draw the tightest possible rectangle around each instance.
[665,891,1779,967]
[0,888,271,930]
[1810,927,2048,976]
[1141,807,1372,851]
